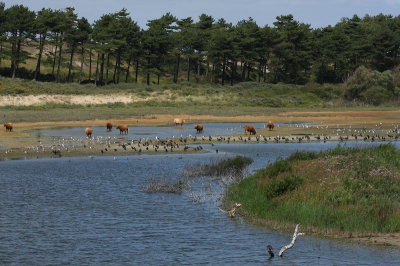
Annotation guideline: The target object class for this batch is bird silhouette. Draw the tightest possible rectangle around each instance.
[267,245,274,257]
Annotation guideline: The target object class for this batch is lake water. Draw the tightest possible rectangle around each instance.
[1,125,400,265]
[29,121,314,145]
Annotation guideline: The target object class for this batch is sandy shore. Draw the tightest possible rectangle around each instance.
[1,110,399,154]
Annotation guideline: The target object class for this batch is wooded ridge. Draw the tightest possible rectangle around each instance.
[0,2,400,91]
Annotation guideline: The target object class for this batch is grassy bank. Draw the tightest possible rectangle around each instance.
[0,105,287,123]
[0,77,345,108]
[225,143,400,235]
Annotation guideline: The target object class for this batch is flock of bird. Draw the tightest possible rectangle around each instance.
[2,123,400,159]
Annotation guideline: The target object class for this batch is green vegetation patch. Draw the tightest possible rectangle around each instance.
[227,144,400,233]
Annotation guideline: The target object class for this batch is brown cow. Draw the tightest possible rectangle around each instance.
[116,125,129,134]
[267,121,275,131]
[106,122,112,131]
[194,124,203,133]
[4,123,13,132]
[174,118,185,127]
[244,125,256,135]
[85,128,93,137]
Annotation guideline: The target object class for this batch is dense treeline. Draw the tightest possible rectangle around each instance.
[0,3,400,95]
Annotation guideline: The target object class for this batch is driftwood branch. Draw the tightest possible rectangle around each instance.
[278,224,304,257]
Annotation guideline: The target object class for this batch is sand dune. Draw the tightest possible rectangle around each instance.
[0,94,133,106]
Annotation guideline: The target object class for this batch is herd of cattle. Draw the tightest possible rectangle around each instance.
[4,120,275,137]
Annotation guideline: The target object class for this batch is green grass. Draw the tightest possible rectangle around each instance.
[225,143,400,234]
[0,77,343,107]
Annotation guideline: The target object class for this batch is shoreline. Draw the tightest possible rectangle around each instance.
[2,110,400,248]
[1,111,398,158]
[249,217,400,248]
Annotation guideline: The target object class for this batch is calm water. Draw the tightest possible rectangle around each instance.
[1,126,400,265]
[29,121,314,145]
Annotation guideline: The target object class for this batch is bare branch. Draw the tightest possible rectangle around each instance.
[278,224,305,257]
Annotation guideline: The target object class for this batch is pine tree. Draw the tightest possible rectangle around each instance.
[4,4,35,78]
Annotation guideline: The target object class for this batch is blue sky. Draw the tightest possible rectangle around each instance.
[6,0,400,29]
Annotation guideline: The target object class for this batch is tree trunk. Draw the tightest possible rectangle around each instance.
[241,61,244,80]
[89,48,92,82]
[221,56,226,86]
[187,57,190,82]
[320,61,324,84]
[68,45,75,83]
[16,39,22,76]
[0,39,3,66]
[230,60,235,86]
[175,53,180,83]
[100,53,105,84]
[113,53,118,84]
[247,63,250,81]
[116,55,121,84]
[333,61,337,85]
[95,53,100,86]
[125,57,131,83]
[56,37,63,84]
[52,32,59,80]
[210,63,214,83]
[197,60,200,78]
[135,59,139,83]
[263,63,267,82]
[214,63,217,84]
[52,44,58,80]
[147,58,150,85]
[105,53,110,85]
[274,57,281,83]
[11,41,16,78]
[79,46,84,84]
[34,34,44,81]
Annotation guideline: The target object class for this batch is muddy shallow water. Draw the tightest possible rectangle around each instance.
[1,126,400,265]
[29,122,306,143]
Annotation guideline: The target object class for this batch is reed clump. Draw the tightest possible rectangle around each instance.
[142,156,253,203]
[227,143,400,234]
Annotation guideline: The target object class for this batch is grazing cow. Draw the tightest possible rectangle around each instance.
[267,121,275,131]
[106,122,112,131]
[244,125,256,135]
[4,123,13,132]
[194,124,203,133]
[116,125,129,134]
[85,128,93,137]
[174,118,185,127]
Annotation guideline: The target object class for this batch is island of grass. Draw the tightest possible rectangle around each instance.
[225,143,400,241]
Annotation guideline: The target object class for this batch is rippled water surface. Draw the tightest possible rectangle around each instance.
[1,126,400,265]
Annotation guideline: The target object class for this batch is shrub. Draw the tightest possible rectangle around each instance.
[260,174,304,199]
[361,86,390,105]
[258,157,292,179]
[344,66,395,102]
